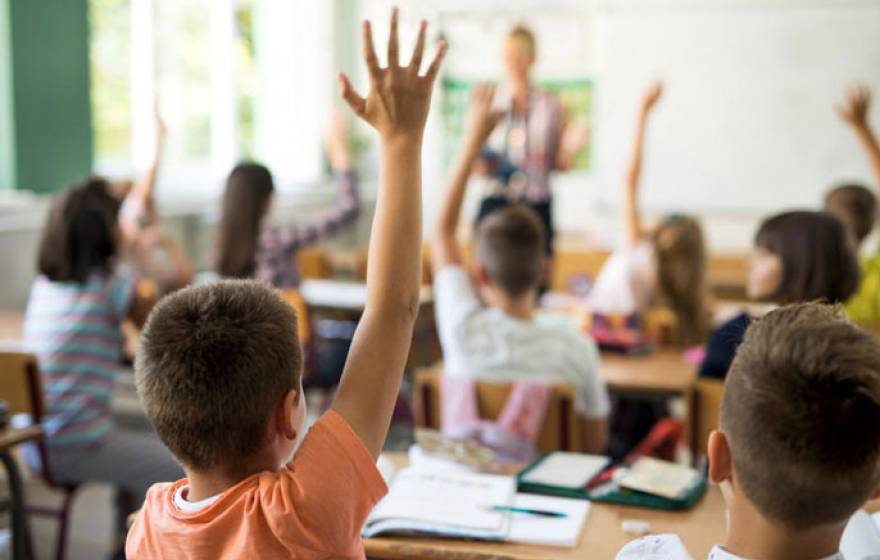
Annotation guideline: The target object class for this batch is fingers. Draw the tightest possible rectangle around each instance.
[423,40,448,84]
[388,7,399,68]
[338,73,367,117]
[409,20,427,73]
[363,20,381,81]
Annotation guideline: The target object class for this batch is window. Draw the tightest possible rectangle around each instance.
[89,0,132,166]
[89,0,335,195]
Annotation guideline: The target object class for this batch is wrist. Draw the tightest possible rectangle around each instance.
[380,131,424,150]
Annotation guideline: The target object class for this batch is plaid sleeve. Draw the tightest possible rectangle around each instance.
[259,171,361,258]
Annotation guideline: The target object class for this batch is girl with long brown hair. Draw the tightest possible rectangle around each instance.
[214,115,360,287]
[588,82,710,346]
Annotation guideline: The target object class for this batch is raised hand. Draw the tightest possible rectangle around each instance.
[837,83,871,129]
[154,99,167,145]
[338,7,447,141]
[640,81,664,114]
[465,83,505,145]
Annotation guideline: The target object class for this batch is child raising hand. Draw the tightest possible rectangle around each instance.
[127,9,446,559]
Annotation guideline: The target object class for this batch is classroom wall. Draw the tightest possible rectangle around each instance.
[361,0,880,251]
[1,0,93,193]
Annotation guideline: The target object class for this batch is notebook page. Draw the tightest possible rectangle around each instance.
[368,468,515,531]
[521,452,611,489]
[506,494,590,547]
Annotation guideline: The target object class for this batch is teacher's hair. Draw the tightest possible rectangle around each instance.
[506,25,536,56]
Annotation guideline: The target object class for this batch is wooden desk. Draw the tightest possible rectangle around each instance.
[365,453,727,560]
[300,280,441,373]
[601,350,696,396]
[0,425,44,560]
[300,279,433,312]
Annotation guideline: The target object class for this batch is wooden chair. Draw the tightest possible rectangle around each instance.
[296,247,333,280]
[413,365,582,453]
[280,290,316,384]
[0,350,79,560]
[690,378,725,458]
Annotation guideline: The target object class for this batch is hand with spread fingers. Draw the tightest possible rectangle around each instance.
[338,7,447,142]
[465,83,505,147]
[837,83,871,129]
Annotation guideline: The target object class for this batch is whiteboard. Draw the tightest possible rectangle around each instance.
[591,2,880,214]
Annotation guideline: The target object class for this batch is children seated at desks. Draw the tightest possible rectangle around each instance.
[431,84,610,455]
[211,111,360,288]
[126,9,446,557]
[24,177,186,557]
[617,303,880,560]
[587,82,709,346]
[825,83,880,324]
[699,210,859,379]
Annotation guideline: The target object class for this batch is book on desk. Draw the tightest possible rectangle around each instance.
[363,466,591,547]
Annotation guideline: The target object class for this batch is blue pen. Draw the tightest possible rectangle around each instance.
[490,506,567,518]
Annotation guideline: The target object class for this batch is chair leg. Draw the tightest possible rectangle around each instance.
[53,488,78,560]
[0,451,27,560]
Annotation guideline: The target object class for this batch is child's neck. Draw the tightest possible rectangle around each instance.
[484,287,536,321]
[185,454,280,502]
[724,498,846,560]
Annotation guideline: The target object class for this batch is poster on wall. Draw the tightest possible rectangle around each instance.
[436,6,595,170]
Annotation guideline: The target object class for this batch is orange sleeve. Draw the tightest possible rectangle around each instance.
[261,410,388,557]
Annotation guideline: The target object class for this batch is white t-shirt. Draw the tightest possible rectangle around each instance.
[588,240,657,315]
[615,535,846,560]
[433,266,610,419]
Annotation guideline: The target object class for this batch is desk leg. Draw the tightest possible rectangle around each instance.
[0,451,26,560]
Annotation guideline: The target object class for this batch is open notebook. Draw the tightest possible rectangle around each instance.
[363,466,591,546]
[363,467,515,540]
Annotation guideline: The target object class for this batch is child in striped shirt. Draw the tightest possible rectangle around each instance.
[24,177,183,556]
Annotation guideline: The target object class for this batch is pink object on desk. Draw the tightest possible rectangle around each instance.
[682,346,706,365]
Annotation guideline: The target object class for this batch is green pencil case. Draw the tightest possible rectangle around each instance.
[516,453,708,511]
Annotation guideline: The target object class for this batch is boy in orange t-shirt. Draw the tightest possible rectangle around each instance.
[126,8,446,558]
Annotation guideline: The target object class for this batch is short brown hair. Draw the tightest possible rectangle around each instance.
[824,183,876,244]
[135,280,301,472]
[755,210,859,304]
[723,303,880,529]
[506,25,536,56]
[475,205,545,297]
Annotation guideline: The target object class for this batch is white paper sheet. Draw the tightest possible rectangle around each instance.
[521,452,610,489]
[506,493,591,547]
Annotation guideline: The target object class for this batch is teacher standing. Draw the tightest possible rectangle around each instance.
[477,25,586,257]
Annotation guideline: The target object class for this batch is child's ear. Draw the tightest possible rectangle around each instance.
[275,388,300,441]
[707,430,733,485]
[474,264,490,286]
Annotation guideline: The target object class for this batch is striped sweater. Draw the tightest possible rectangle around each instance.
[24,272,134,447]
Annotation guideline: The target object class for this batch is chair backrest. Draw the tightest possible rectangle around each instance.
[691,378,725,457]
[296,248,333,280]
[0,350,65,487]
[280,289,311,344]
[414,365,582,453]
[0,350,45,421]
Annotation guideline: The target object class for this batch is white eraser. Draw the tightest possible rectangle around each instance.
[621,519,652,535]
